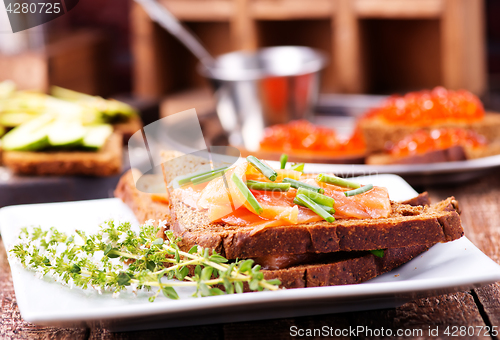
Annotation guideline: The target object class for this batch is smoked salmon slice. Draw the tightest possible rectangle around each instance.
[173,161,391,229]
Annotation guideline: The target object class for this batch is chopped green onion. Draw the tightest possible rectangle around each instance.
[317,174,360,189]
[191,169,227,185]
[176,166,228,186]
[293,198,335,214]
[246,180,290,192]
[290,163,305,172]
[297,187,335,207]
[231,173,263,215]
[344,184,373,197]
[295,194,335,222]
[370,249,385,258]
[283,178,324,194]
[247,156,277,181]
[280,154,288,169]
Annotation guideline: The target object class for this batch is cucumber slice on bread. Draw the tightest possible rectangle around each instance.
[47,121,87,147]
[0,112,36,127]
[1,114,54,151]
[83,125,113,150]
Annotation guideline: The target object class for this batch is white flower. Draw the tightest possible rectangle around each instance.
[74,234,85,246]
[158,219,168,229]
[101,233,110,244]
[118,233,127,243]
[144,219,155,226]
[112,291,120,299]
[130,282,138,293]
[96,286,102,295]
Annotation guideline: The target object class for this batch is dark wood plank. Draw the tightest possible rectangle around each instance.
[353,293,490,339]
[89,325,223,340]
[221,292,489,340]
[0,237,88,340]
[431,172,500,330]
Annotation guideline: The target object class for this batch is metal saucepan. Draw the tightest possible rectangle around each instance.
[136,0,328,151]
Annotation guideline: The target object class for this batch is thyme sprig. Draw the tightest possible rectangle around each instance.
[9,220,281,301]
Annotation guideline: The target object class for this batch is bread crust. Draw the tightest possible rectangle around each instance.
[114,169,170,224]
[171,196,462,259]
[263,244,429,288]
[3,132,122,176]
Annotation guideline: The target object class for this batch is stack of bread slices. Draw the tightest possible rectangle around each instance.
[116,150,464,289]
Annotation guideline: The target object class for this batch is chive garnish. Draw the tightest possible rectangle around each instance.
[293,198,335,214]
[231,173,263,215]
[317,174,361,189]
[344,184,373,197]
[280,154,288,169]
[246,180,290,192]
[247,156,278,181]
[191,169,227,185]
[283,178,324,194]
[176,166,228,186]
[290,163,305,172]
[297,187,335,207]
[370,249,385,258]
[295,194,335,222]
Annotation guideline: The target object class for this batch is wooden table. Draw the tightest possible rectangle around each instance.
[2,171,500,339]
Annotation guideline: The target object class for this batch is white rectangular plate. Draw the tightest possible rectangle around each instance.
[1,174,500,331]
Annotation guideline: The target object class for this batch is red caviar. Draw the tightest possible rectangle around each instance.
[259,120,365,155]
[365,87,484,126]
[389,128,486,157]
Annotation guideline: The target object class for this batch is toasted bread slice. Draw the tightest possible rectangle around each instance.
[114,169,170,224]
[366,142,500,165]
[359,113,500,153]
[170,196,461,259]
[114,165,442,289]
[160,150,463,260]
[263,244,429,288]
[2,132,122,176]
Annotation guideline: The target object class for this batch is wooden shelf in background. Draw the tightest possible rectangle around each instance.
[158,0,234,21]
[250,0,334,20]
[132,0,487,98]
[355,0,443,18]
[0,30,110,95]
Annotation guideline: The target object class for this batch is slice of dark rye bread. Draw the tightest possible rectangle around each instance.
[170,195,462,259]
[113,169,442,288]
[359,112,500,153]
[159,150,463,259]
[262,244,429,288]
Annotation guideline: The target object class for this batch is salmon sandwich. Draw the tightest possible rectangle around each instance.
[116,151,463,289]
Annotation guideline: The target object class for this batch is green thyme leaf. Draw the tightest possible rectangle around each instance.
[10,220,282,302]
[162,286,179,300]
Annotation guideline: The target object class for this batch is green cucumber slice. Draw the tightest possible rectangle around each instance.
[0,112,37,127]
[83,125,113,151]
[47,122,86,147]
[1,114,54,151]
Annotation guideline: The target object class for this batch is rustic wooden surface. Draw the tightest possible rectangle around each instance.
[2,171,500,339]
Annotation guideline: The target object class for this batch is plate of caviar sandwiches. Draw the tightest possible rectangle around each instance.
[2,153,500,331]
[245,87,500,184]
